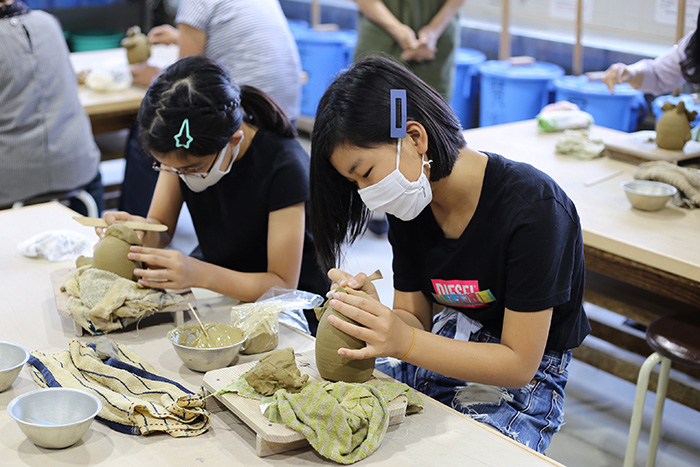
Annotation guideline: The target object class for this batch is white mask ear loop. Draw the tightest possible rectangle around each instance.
[395,138,402,170]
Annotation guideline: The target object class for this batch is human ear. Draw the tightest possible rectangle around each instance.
[406,121,429,155]
[229,129,244,146]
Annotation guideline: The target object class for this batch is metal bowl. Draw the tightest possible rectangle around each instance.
[0,341,30,392]
[621,180,678,211]
[8,387,102,449]
[168,323,247,372]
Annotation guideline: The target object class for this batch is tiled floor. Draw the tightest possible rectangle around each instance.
[103,134,700,467]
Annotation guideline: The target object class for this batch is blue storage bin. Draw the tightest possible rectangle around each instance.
[652,94,700,128]
[478,61,564,127]
[50,0,81,7]
[25,0,51,9]
[287,19,309,39]
[70,29,123,52]
[296,29,357,117]
[554,75,647,132]
[450,48,486,129]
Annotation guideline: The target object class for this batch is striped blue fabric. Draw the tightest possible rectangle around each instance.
[27,339,210,437]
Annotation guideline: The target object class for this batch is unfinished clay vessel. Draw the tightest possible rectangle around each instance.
[656,101,698,150]
[92,224,142,281]
[314,287,375,383]
[121,26,151,65]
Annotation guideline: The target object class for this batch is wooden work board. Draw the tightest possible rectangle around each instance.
[50,267,192,336]
[603,130,700,165]
[202,349,412,458]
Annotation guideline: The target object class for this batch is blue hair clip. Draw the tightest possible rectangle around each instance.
[390,89,407,138]
[174,118,194,149]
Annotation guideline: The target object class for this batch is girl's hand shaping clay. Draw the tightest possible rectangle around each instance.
[128,246,203,290]
[327,267,381,302]
[327,288,414,360]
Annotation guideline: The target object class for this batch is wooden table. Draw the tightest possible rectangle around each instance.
[0,202,563,466]
[71,46,178,134]
[464,121,700,409]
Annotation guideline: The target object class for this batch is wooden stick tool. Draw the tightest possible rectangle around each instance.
[73,216,168,232]
[187,303,212,343]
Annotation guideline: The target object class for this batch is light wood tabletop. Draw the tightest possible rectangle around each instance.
[70,45,178,132]
[0,202,564,466]
[464,120,700,284]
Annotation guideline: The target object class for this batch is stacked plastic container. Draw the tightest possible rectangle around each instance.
[450,48,486,129]
[295,28,357,117]
[477,60,564,127]
[25,0,123,8]
[554,75,647,132]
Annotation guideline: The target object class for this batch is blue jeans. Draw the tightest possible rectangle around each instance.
[376,313,571,453]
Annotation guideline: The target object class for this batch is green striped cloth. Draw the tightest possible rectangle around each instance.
[214,374,423,464]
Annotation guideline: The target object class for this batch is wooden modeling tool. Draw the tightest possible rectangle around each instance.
[188,303,212,344]
[72,216,168,232]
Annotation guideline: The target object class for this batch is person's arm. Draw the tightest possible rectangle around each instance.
[177,23,206,58]
[414,0,465,55]
[129,203,306,302]
[353,0,419,52]
[328,286,553,388]
[602,30,694,94]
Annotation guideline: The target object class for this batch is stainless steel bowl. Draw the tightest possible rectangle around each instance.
[168,323,247,372]
[621,180,677,211]
[8,387,102,449]
[0,341,30,392]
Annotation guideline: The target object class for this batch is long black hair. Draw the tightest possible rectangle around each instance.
[681,9,700,83]
[138,55,296,160]
[309,55,466,271]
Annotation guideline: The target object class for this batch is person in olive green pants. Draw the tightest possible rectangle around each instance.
[353,1,465,234]
[353,0,464,102]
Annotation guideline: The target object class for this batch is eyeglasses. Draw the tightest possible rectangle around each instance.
[151,149,222,179]
[151,162,209,179]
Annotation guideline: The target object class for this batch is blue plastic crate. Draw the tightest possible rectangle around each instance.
[478,61,564,127]
[450,48,486,129]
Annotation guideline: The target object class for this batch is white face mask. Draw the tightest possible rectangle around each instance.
[180,136,243,192]
[357,138,433,221]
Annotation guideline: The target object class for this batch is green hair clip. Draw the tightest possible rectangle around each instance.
[174,118,194,149]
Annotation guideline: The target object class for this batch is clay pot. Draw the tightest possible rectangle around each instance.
[656,101,698,150]
[92,224,142,281]
[121,26,151,65]
[314,287,375,383]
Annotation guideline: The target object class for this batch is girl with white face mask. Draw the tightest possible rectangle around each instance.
[309,56,590,452]
[98,57,329,331]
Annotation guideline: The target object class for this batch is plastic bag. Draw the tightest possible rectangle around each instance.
[231,287,324,354]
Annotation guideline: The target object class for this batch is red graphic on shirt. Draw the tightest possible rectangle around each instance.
[430,279,495,308]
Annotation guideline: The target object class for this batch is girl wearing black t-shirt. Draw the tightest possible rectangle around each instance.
[100,56,328,327]
[308,56,590,452]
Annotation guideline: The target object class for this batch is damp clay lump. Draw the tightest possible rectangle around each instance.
[171,322,246,349]
[245,348,309,396]
[314,286,375,383]
[656,100,698,150]
[92,224,143,281]
[121,26,151,65]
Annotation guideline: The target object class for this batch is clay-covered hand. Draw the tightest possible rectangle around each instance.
[327,288,414,360]
[130,62,162,87]
[97,211,148,240]
[327,268,380,302]
[147,24,180,45]
[128,246,202,290]
[602,62,642,94]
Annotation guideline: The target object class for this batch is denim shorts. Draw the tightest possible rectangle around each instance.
[376,313,571,453]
